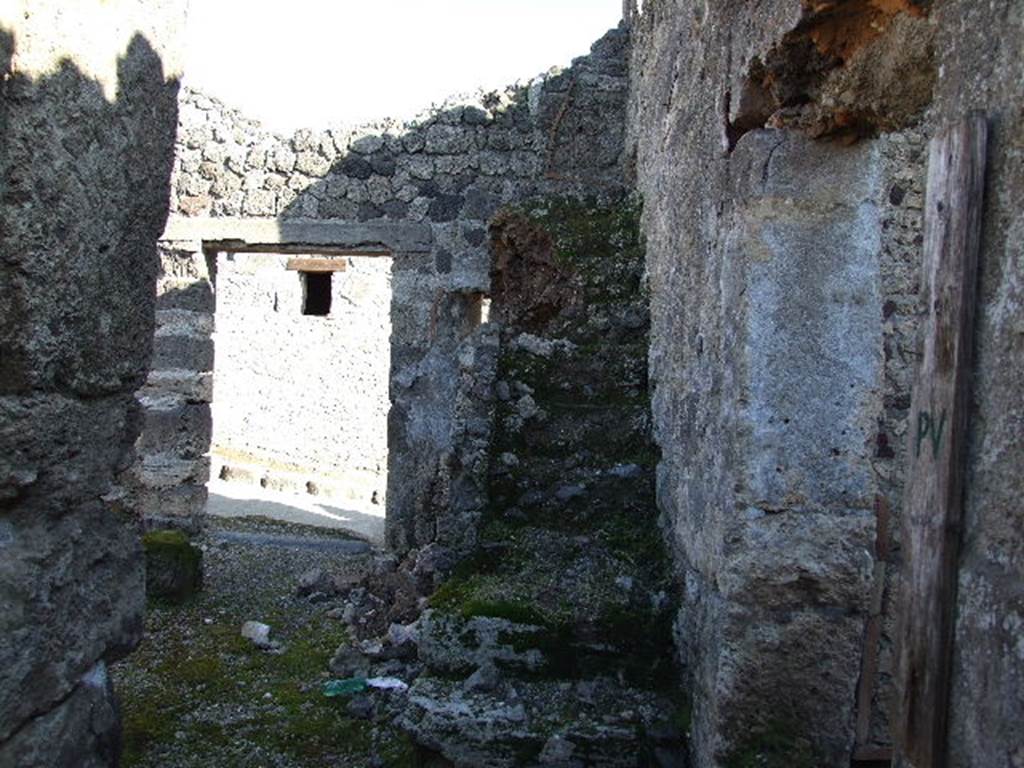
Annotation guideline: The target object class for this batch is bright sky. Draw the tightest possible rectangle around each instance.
[184,0,623,134]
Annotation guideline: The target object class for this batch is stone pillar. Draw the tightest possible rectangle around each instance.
[676,131,884,766]
[127,240,215,533]
[0,2,186,764]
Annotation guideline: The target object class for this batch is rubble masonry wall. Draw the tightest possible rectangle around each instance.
[133,27,632,556]
[627,0,1023,765]
[0,2,186,765]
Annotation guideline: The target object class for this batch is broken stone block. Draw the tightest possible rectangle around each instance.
[297,567,365,601]
[416,611,547,675]
[143,529,203,604]
[387,622,420,658]
[241,621,273,649]
[296,567,330,597]
[397,675,671,768]
[462,661,504,695]
[329,643,372,678]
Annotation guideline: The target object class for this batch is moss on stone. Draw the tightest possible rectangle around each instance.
[724,718,819,768]
[143,529,190,547]
[119,604,375,767]
[517,195,644,268]
[459,598,550,626]
[430,192,676,696]
[143,529,203,605]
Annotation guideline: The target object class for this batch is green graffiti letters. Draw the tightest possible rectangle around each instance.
[915,409,948,459]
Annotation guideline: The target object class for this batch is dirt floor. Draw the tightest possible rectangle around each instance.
[111,515,415,768]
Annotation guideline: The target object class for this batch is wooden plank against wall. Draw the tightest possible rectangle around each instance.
[894,114,988,768]
[285,257,348,272]
[853,495,892,762]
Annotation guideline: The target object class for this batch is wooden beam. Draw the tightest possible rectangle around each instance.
[285,257,348,272]
[854,495,892,751]
[894,114,988,768]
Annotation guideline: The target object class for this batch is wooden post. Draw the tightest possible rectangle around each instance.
[894,114,988,768]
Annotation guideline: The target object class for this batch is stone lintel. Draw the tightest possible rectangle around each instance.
[162,216,433,254]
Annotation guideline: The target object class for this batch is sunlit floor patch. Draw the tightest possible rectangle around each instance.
[206,478,385,545]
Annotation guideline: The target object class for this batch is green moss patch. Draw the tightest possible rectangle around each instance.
[428,524,676,687]
[432,193,678,688]
[724,718,819,768]
[117,524,405,768]
[143,529,203,605]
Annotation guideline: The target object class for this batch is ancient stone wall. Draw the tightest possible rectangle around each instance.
[397,195,683,765]
[137,26,633,554]
[627,0,1022,766]
[128,240,216,533]
[627,1,928,765]
[0,1,185,765]
[210,252,392,509]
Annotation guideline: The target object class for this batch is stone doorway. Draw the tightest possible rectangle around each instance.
[127,217,436,546]
[206,250,393,544]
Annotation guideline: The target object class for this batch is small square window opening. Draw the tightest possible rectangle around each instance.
[302,271,332,316]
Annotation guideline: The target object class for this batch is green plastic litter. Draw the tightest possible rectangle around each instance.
[323,678,368,697]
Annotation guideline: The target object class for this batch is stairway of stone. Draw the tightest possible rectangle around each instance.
[397,196,687,767]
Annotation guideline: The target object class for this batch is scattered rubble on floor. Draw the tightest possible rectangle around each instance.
[117,195,686,767]
[112,516,415,768]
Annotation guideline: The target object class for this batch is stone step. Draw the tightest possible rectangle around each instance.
[417,603,670,685]
[134,484,207,532]
[151,328,214,371]
[421,525,674,686]
[156,276,215,313]
[488,463,655,523]
[154,308,214,335]
[134,397,211,457]
[141,368,214,403]
[396,675,685,768]
[132,453,210,489]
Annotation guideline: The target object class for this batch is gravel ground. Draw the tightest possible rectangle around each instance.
[111,515,416,768]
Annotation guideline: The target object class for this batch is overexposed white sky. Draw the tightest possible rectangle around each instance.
[184,0,623,133]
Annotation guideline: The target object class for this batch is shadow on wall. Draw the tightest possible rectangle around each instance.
[0,30,179,394]
[0,25,181,764]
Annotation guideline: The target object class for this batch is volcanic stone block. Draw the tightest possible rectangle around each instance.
[135,398,212,457]
[135,484,208,532]
[152,331,215,372]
